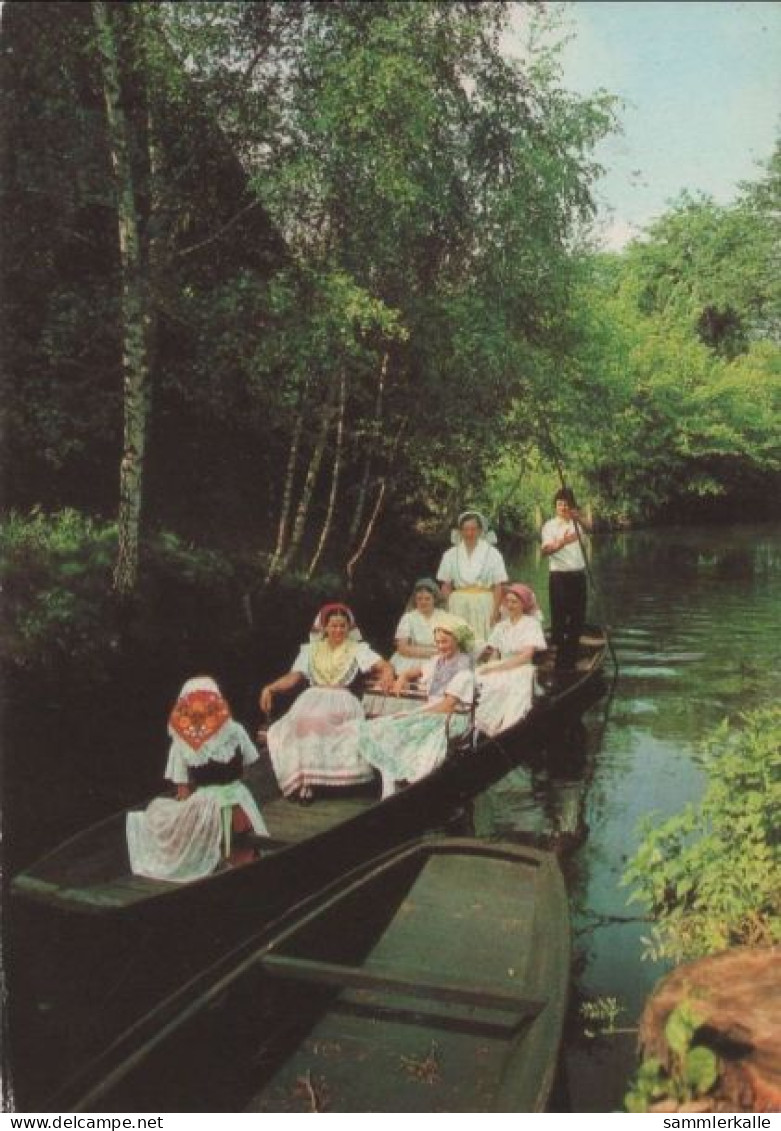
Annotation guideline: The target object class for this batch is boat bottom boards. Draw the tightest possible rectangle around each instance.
[247,850,544,1112]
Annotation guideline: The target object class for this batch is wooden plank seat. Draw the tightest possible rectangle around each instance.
[259,953,545,1034]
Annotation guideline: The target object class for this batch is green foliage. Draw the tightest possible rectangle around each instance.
[7,0,778,580]
[0,509,117,670]
[625,1002,719,1113]
[624,194,775,356]
[622,705,781,963]
[0,512,247,675]
[159,1,617,554]
[580,996,625,1039]
[569,186,781,522]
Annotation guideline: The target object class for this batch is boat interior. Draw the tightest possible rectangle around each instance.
[68,839,563,1113]
[13,629,606,912]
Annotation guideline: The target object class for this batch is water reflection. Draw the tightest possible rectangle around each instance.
[472,719,597,850]
[479,523,781,1112]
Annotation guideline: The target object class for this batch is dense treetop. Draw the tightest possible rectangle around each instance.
[1,1,779,610]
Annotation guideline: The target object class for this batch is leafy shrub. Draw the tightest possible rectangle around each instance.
[0,508,117,671]
[625,1002,719,1113]
[0,511,249,677]
[622,705,781,962]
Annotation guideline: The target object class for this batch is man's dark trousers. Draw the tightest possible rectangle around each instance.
[549,570,587,670]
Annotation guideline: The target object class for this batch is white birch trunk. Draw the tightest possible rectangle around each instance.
[276,378,336,574]
[265,410,304,582]
[306,365,347,578]
[93,1,150,595]
[347,351,388,547]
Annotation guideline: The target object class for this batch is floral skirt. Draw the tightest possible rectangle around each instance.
[126,781,268,883]
[267,686,375,797]
[332,705,470,795]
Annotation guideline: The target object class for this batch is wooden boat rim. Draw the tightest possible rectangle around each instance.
[13,625,607,915]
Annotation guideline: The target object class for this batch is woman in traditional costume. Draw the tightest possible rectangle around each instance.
[475,583,547,736]
[390,577,446,673]
[436,511,508,651]
[260,603,394,802]
[336,613,475,799]
[126,677,268,883]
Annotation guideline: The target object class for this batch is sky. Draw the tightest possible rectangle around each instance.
[511,1,781,249]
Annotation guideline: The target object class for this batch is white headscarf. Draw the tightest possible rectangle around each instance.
[450,510,498,546]
[178,676,221,698]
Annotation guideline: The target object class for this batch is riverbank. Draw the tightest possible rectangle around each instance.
[620,702,781,1112]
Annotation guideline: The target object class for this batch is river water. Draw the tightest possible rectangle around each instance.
[479,523,781,1111]
[5,524,780,1111]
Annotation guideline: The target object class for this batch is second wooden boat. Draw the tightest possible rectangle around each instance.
[55,836,571,1113]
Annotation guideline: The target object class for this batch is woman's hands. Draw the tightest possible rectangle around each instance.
[477,648,534,675]
[259,671,305,716]
[392,667,422,696]
[176,784,193,801]
[369,660,397,695]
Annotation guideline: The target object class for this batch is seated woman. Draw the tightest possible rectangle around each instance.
[335,613,475,799]
[475,583,547,736]
[259,603,394,803]
[390,577,446,673]
[127,676,268,883]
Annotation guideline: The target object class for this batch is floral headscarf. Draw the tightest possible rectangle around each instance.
[169,677,231,750]
[434,612,475,654]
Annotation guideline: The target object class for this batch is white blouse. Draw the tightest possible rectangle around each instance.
[394,609,443,648]
[541,517,587,572]
[437,541,508,588]
[485,615,547,657]
[164,721,259,785]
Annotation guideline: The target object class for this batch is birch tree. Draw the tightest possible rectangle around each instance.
[92,1,151,594]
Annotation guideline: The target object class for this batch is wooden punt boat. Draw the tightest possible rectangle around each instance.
[54,836,571,1113]
[12,626,606,927]
[8,629,603,1104]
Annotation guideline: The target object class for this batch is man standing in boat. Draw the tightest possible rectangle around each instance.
[541,488,592,671]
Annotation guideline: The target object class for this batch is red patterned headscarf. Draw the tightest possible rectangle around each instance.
[169,677,231,750]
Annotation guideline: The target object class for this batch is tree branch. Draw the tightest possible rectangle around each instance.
[174,197,262,259]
